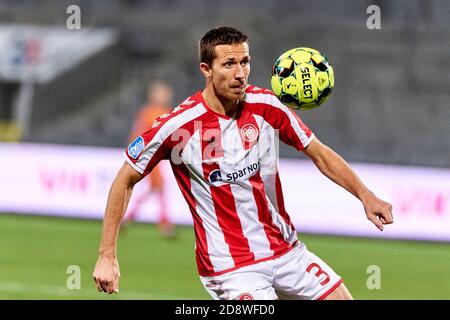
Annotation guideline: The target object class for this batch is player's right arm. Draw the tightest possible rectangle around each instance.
[92,99,195,293]
[93,162,143,294]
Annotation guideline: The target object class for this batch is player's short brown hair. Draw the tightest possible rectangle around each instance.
[199,26,248,66]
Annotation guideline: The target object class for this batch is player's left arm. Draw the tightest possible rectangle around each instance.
[302,137,394,231]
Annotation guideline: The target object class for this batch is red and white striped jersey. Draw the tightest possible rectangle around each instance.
[125,85,314,276]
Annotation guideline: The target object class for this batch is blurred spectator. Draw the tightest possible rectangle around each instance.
[123,80,175,238]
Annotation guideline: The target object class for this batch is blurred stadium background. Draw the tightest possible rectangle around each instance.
[0,0,449,299]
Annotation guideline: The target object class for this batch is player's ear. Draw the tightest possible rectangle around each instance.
[200,62,212,78]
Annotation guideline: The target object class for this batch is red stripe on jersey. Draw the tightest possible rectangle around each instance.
[201,117,255,267]
[125,101,199,166]
[170,117,216,274]
[286,107,312,137]
[275,172,295,230]
[235,106,260,150]
[244,101,312,151]
[201,116,224,161]
[142,137,171,176]
[249,172,291,254]
[171,161,215,275]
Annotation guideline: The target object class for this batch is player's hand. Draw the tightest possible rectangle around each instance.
[362,193,394,231]
[93,256,120,294]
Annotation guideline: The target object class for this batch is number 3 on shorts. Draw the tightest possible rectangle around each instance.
[306,263,330,286]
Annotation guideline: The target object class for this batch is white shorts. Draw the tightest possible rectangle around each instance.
[200,242,342,300]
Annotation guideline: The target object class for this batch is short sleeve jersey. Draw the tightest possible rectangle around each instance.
[125,85,314,276]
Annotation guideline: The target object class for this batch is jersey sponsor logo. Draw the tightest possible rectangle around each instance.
[240,123,259,142]
[207,162,259,184]
[226,162,259,182]
[238,293,254,300]
[208,169,222,183]
[128,136,145,159]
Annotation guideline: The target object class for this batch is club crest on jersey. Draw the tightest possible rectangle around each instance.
[208,169,222,183]
[238,293,254,300]
[240,124,259,142]
[128,136,145,159]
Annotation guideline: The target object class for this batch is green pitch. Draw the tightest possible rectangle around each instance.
[0,214,449,299]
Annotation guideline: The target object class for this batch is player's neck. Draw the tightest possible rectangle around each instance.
[202,87,239,118]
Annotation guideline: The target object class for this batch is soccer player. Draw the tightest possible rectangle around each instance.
[93,26,393,300]
[122,80,175,238]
